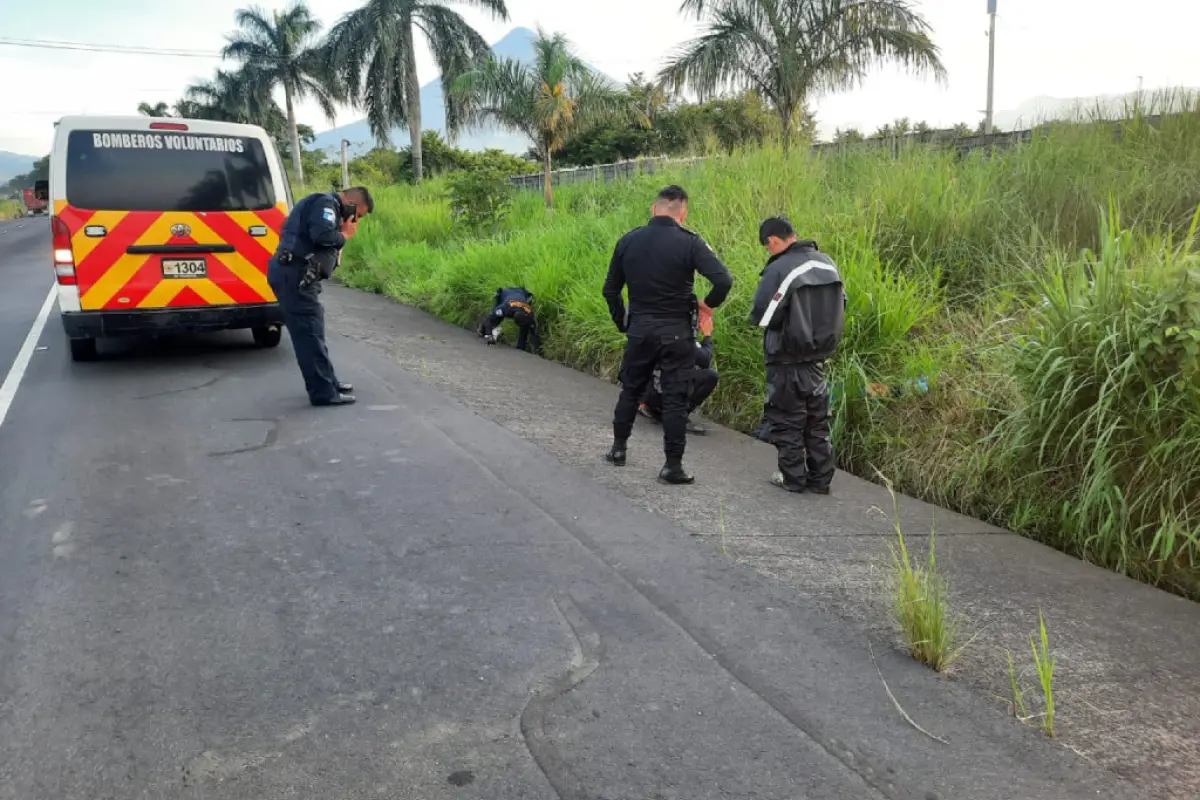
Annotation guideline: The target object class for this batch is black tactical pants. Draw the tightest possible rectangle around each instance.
[268,258,341,404]
[613,321,696,460]
[643,367,719,416]
[765,362,835,489]
[479,307,543,354]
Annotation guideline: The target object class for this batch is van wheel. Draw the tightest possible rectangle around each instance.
[252,325,283,348]
[69,338,98,362]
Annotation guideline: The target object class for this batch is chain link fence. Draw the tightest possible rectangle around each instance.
[505,115,1166,192]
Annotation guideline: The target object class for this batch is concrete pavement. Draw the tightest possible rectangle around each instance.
[328,283,1200,800]
[0,231,1149,798]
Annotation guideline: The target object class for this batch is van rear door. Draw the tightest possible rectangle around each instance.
[57,128,284,312]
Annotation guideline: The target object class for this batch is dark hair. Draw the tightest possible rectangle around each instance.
[346,186,375,214]
[758,216,795,245]
[656,184,689,204]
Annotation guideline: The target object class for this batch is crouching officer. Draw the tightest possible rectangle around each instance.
[639,295,719,434]
[602,184,733,485]
[477,286,542,355]
[267,186,374,406]
[750,216,846,494]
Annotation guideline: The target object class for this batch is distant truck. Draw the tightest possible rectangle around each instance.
[18,182,48,216]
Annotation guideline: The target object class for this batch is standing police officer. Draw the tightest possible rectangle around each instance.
[268,186,373,407]
[602,185,734,484]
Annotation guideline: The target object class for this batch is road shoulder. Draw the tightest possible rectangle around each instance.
[327,282,1200,799]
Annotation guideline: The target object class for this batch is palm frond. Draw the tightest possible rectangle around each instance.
[414,4,493,138]
[454,29,638,156]
[453,57,539,142]
[663,0,945,123]
[444,0,510,20]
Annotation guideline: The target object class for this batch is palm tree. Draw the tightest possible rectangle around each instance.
[221,2,338,185]
[186,68,305,162]
[661,0,946,153]
[185,68,275,123]
[324,0,509,185]
[137,101,172,118]
[833,126,864,144]
[453,29,634,208]
[626,72,671,124]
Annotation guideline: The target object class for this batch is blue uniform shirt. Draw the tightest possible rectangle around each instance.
[276,192,347,262]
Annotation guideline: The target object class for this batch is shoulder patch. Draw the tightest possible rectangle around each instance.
[321,206,337,224]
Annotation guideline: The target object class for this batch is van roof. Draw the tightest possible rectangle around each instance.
[55,115,269,137]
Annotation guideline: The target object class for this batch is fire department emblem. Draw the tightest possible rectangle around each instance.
[170,223,192,238]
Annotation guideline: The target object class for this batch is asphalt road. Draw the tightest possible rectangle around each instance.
[0,224,1136,800]
[0,217,52,382]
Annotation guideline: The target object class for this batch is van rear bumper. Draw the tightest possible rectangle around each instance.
[61,303,285,339]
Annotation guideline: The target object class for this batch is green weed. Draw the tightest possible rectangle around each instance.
[1030,610,1057,738]
[339,100,1200,598]
[883,476,963,672]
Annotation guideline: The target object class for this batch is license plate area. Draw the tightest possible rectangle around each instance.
[162,258,207,278]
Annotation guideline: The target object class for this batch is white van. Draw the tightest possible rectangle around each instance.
[48,115,293,360]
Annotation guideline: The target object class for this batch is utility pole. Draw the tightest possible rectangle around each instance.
[984,0,997,135]
[340,139,350,189]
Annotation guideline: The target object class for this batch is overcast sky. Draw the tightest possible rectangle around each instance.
[0,0,1195,156]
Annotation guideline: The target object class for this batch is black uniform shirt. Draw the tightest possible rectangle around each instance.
[276,192,347,262]
[602,216,733,331]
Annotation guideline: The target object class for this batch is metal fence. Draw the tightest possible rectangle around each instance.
[507,156,707,191]
[506,115,1164,191]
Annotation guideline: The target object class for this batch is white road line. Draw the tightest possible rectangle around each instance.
[0,284,58,429]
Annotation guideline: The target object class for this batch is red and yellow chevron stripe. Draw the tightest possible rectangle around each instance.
[54,200,287,311]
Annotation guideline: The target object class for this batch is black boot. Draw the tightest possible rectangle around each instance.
[658,460,695,485]
[605,441,627,467]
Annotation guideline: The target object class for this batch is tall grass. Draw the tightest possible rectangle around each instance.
[0,199,20,220]
[341,99,1200,598]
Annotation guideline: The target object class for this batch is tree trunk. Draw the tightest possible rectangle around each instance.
[285,85,304,187]
[542,147,553,209]
[779,108,792,155]
[404,25,423,184]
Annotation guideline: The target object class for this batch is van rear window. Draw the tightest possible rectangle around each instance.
[65,130,276,212]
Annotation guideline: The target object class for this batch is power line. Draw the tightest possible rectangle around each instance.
[0,36,221,58]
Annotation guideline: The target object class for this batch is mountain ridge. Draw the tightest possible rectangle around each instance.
[0,151,39,184]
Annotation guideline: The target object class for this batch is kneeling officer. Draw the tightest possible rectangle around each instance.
[268,187,374,406]
[477,286,542,355]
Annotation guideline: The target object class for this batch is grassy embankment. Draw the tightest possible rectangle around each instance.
[0,199,20,220]
[339,98,1200,599]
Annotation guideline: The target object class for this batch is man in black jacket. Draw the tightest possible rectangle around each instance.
[603,185,734,484]
[749,217,846,493]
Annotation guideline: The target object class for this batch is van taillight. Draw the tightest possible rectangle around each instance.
[149,122,189,131]
[51,216,76,285]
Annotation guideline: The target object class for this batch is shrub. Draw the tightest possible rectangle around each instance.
[444,167,517,233]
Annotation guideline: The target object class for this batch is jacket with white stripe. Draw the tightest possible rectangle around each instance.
[749,240,846,365]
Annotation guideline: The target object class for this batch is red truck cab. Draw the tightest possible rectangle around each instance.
[20,182,48,216]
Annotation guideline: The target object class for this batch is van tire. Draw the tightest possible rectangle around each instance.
[69,338,98,362]
[252,325,283,348]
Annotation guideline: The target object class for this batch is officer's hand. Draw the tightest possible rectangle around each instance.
[341,217,359,239]
[698,302,714,336]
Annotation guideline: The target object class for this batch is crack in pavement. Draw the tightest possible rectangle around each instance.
[519,596,606,800]
[134,371,226,400]
[353,358,897,800]
[206,418,280,458]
